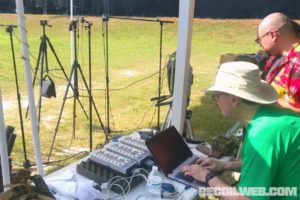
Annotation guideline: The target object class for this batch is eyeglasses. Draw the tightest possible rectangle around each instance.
[255,31,271,44]
[211,92,225,103]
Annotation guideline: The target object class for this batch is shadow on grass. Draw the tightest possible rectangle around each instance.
[189,93,235,142]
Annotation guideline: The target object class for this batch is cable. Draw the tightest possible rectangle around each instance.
[111,68,164,91]
[137,100,156,130]
[135,194,146,200]
[109,105,117,132]
[111,64,168,130]
[135,168,149,176]
[95,143,105,149]
[79,66,166,132]
[12,31,41,81]
[103,169,148,199]
[11,150,88,167]
[110,184,125,199]
[13,30,71,87]
[149,105,157,128]
[44,150,88,165]
[12,31,37,62]
[47,70,68,81]
[92,67,166,92]
[150,69,167,128]
[15,32,68,82]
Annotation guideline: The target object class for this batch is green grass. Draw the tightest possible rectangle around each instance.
[0,14,261,173]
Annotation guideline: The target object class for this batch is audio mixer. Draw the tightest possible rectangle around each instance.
[77,132,154,194]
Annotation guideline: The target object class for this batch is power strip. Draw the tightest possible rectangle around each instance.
[105,142,150,165]
[89,149,136,175]
[119,136,148,151]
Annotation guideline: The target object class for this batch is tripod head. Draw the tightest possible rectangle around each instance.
[102,14,109,22]
[40,20,52,28]
[69,20,78,32]
[0,24,17,34]
[5,25,17,33]
[81,17,93,29]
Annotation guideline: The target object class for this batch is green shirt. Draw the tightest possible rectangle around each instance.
[238,105,300,200]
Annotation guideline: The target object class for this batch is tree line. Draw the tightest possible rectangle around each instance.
[0,0,300,18]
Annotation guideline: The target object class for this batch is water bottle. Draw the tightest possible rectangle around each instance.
[147,166,162,200]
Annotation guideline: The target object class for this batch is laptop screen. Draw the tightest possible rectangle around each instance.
[146,126,193,175]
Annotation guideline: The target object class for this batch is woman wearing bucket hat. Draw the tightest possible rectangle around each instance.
[257,12,300,113]
[181,61,300,200]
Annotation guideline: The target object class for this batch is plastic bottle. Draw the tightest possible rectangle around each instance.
[147,166,162,200]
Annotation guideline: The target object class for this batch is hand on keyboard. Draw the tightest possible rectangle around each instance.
[176,171,195,182]
[180,164,210,183]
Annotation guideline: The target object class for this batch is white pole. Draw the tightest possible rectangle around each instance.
[70,0,73,17]
[171,0,195,133]
[0,88,11,191]
[15,0,44,176]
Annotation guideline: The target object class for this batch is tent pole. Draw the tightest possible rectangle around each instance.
[171,0,195,134]
[15,0,44,176]
[0,88,11,191]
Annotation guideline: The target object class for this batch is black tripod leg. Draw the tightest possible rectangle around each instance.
[46,37,70,81]
[9,29,31,168]
[91,98,109,143]
[47,68,75,162]
[47,37,84,100]
[37,42,46,130]
[25,37,44,118]
[37,95,43,131]
[103,20,111,134]
[46,37,88,118]
[75,96,88,118]
[73,93,76,139]
[72,63,89,119]
[44,38,50,73]
[77,66,109,143]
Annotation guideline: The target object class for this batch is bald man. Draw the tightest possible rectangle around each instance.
[257,12,300,113]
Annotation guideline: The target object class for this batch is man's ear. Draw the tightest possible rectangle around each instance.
[270,30,279,42]
[231,95,240,107]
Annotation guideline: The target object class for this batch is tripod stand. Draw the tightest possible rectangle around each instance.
[4,24,31,168]
[81,17,95,151]
[101,16,174,131]
[102,15,111,133]
[26,20,86,130]
[47,20,108,162]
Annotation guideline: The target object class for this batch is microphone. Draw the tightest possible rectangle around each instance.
[81,17,86,24]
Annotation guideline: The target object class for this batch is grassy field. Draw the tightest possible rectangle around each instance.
[0,14,261,173]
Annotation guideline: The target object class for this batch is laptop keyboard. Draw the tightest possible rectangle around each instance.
[175,171,195,182]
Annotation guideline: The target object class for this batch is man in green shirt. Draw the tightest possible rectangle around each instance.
[181,61,300,199]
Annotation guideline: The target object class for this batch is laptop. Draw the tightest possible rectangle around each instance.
[145,126,205,188]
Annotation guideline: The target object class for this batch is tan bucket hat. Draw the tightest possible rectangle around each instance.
[207,61,278,104]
